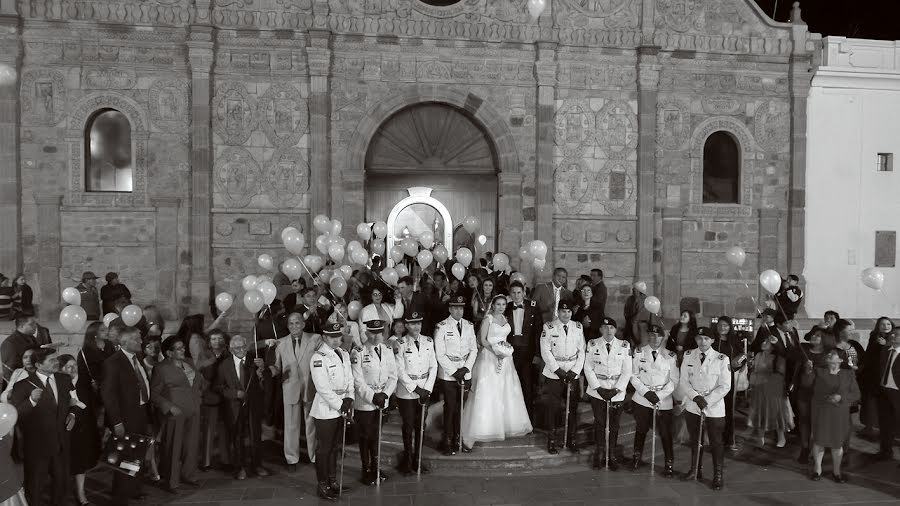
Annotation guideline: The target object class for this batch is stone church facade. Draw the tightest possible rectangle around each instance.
[0,0,819,322]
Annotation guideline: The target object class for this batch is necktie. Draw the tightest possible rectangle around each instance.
[294,338,301,357]
[239,358,246,386]
[563,324,568,335]
[512,304,523,310]
[336,349,343,363]
[652,350,658,362]
[700,353,706,365]
[415,339,420,351]
[606,343,611,353]
[375,346,382,361]
[883,349,896,386]
[457,321,462,334]
[132,355,149,403]
[43,376,57,404]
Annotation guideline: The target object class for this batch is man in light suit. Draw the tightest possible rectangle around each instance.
[270,311,321,471]
[150,337,205,493]
[531,267,573,324]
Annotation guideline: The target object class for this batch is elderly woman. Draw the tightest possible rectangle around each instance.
[810,349,860,482]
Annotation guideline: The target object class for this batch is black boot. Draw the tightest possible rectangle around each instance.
[592,444,604,469]
[361,466,376,486]
[441,436,455,456]
[712,454,724,491]
[317,482,337,501]
[328,478,349,495]
[566,431,580,454]
[662,459,675,478]
[682,449,703,481]
[629,453,642,472]
[410,454,430,474]
[547,432,559,455]
[608,453,620,471]
[396,451,412,475]
[631,436,646,473]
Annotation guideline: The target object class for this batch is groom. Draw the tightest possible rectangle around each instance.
[505,281,543,416]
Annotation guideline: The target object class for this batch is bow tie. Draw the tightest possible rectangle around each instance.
[512,304,523,309]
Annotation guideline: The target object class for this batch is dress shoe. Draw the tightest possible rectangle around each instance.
[235,468,247,480]
[810,472,821,481]
[328,479,349,494]
[567,440,580,454]
[254,466,271,477]
[592,451,605,470]
[712,471,724,491]
[376,469,390,481]
[832,473,847,484]
[286,463,297,473]
[361,467,376,486]
[607,456,620,472]
[181,478,200,487]
[317,482,337,501]
[547,439,559,455]
[662,461,675,478]
[682,468,703,481]
[461,444,472,453]
[629,454,642,472]
[160,484,178,495]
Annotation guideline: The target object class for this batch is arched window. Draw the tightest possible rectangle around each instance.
[85,109,133,192]
[702,131,740,204]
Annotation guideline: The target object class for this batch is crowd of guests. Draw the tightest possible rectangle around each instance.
[0,262,897,505]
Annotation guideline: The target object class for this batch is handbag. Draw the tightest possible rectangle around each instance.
[100,432,155,476]
[734,367,750,393]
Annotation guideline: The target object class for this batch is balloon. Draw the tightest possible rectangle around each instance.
[861,268,885,290]
[102,313,118,328]
[644,296,661,315]
[725,246,746,268]
[330,219,343,236]
[401,237,419,257]
[462,215,480,234]
[59,305,87,333]
[351,248,369,266]
[330,276,348,297]
[328,243,345,262]
[518,246,533,262]
[456,247,473,268]
[433,245,449,264]
[347,241,362,254]
[334,236,346,247]
[419,230,435,249]
[493,252,510,272]
[416,250,433,270]
[533,258,546,271]
[319,269,333,285]
[381,267,399,286]
[243,290,265,313]
[0,402,17,438]
[357,223,372,241]
[338,265,353,280]
[282,258,303,280]
[371,240,385,255]
[303,255,324,274]
[528,240,548,260]
[395,264,409,278]
[256,274,272,285]
[451,263,466,281]
[62,287,81,306]
[120,305,143,327]
[389,245,404,264]
[283,230,305,255]
[257,281,277,305]
[759,269,782,295]
[257,253,274,271]
[281,226,299,241]
[634,281,647,294]
[314,234,329,255]
[313,214,330,233]
[527,0,546,19]
[326,234,342,247]
[241,275,259,291]
[373,221,388,239]
[215,292,233,313]
[510,272,526,286]
[477,235,487,246]
[348,300,362,320]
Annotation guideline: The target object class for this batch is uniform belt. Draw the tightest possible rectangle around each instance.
[408,373,429,380]
[648,384,668,392]
[553,353,578,362]
[446,355,469,362]
[596,374,620,381]
[335,389,350,396]
[367,383,387,392]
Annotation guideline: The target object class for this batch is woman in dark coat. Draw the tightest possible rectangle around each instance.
[11,275,32,317]
[572,284,602,341]
[77,322,115,411]
[711,316,747,452]
[810,349,860,482]
[667,310,698,367]
[59,353,100,506]
[792,326,832,464]
[860,317,893,437]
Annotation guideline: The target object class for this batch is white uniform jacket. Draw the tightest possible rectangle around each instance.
[394,334,438,400]
[540,320,586,380]
[678,348,732,418]
[584,337,632,402]
[434,317,478,381]
[350,342,397,411]
[631,346,679,410]
[309,344,353,420]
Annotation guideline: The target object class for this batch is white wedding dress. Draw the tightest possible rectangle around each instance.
[461,315,533,446]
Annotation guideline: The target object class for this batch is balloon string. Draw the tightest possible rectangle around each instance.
[295,255,348,321]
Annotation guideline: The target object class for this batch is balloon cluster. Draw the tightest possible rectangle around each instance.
[61,281,142,332]
[516,240,549,272]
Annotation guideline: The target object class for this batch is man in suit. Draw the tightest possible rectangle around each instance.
[531,267,573,324]
[397,276,438,337]
[590,269,608,319]
[298,288,332,335]
[877,328,900,462]
[270,311,321,471]
[215,334,271,479]
[150,337,205,493]
[101,326,150,504]
[1,315,38,384]
[9,348,77,506]
[505,281,543,415]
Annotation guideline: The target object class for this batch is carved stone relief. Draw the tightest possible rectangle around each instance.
[554,99,594,158]
[214,147,261,208]
[258,82,308,148]
[212,81,258,145]
[263,146,309,207]
[148,79,190,133]
[753,100,790,152]
[21,69,66,125]
[554,157,595,215]
[656,97,691,150]
[81,67,137,89]
[595,99,638,159]
[657,0,705,33]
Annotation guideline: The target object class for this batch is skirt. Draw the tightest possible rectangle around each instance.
[748,373,794,432]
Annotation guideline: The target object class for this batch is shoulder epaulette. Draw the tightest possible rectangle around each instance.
[436,320,446,327]
[530,300,536,307]
[621,340,629,348]
[574,322,582,328]
[718,354,726,360]
[668,350,676,358]
[544,322,553,329]
[315,350,328,356]
[685,349,693,356]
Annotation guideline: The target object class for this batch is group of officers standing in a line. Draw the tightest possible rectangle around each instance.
[304,296,731,501]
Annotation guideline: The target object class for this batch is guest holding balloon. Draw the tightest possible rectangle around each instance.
[462,273,481,322]
[622,282,648,348]
[0,403,26,506]
[470,278,496,329]
[100,272,131,315]
[774,274,803,320]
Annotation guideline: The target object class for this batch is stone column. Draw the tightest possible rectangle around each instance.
[661,208,683,318]
[34,194,62,318]
[498,171,523,256]
[0,14,20,277]
[788,9,812,317]
[534,42,557,282]
[187,27,214,314]
[758,208,781,302]
[307,30,334,231]
[152,198,180,320]
[636,47,660,290]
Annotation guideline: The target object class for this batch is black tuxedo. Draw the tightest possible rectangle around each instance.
[101,350,150,504]
[10,372,76,506]
[215,353,270,471]
[505,298,544,412]
[878,346,900,454]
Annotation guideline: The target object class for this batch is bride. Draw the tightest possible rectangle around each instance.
[461,295,533,446]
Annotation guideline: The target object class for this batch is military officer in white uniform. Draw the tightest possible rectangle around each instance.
[434,295,478,455]
[395,311,438,474]
[351,320,397,486]
[540,301,586,454]
[678,326,731,491]
[630,323,679,476]
[310,323,355,501]
[584,317,632,470]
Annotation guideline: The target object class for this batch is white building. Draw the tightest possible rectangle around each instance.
[806,38,900,318]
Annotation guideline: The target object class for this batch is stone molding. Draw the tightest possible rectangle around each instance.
[688,115,759,210]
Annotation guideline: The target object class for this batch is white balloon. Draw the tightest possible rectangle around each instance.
[527,0,546,19]
[257,253,274,271]
[120,305,143,327]
[759,269,782,295]
[241,275,259,292]
[62,287,81,306]
[215,292,233,312]
[59,305,87,333]
[257,281,277,305]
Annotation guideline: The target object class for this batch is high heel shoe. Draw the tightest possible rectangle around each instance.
[810,472,821,481]
[832,473,847,484]
[776,435,786,448]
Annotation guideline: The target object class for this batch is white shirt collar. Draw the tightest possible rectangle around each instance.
[36,371,52,382]
[121,349,136,363]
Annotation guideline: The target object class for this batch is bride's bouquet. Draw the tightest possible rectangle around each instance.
[492,340,514,358]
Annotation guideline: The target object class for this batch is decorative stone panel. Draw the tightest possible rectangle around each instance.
[21,68,67,125]
[213,146,261,208]
[257,82,308,148]
[212,81,257,145]
[148,78,190,133]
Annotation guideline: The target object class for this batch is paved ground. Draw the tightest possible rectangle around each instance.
[82,434,900,506]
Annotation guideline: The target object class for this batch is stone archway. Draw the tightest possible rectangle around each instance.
[338,85,522,255]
